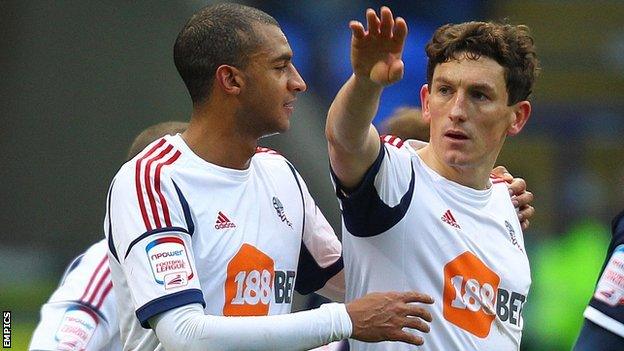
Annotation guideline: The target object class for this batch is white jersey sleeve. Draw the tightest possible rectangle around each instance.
[106,143,204,328]
[284,161,344,295]
[152,303,352,350]
[331,135,414,238]
[29,240,120,351]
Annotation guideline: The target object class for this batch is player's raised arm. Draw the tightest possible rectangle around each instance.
[326,7,407,189]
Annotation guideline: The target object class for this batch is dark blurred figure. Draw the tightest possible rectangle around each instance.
[573,210,624,350]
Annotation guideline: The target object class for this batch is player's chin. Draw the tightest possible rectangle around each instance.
[275,118,290,133]
[262,122,289,137]
[443,151,473,168]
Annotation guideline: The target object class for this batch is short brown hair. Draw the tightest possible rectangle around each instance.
[126,121,188,160]
[425,21,539,105]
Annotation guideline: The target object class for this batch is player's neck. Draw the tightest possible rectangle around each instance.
[417,145,493,190]
[182,110,257,170]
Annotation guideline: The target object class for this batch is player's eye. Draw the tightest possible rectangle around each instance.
[438,86,451,95]
[472,91,489,101]
[275,61,291,72]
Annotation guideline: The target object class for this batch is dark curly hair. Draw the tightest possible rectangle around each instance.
[425,21,539,105]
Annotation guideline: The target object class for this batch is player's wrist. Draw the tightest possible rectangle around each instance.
[322,302,353,340]
[352,72,384,90]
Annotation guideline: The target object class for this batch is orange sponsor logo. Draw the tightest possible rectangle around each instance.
[443,252,500,338]
[223,244,275,316]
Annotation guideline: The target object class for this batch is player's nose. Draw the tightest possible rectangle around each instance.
[289,65,307,93]
[449,93,468,122]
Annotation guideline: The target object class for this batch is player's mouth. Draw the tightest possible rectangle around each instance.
[283,99,296,114]
[444,129,470,141]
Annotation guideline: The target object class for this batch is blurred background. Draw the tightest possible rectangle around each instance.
[1,1,623,349]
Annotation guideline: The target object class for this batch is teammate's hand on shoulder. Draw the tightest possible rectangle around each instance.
[346,291,434,346]
[349,6,407,86]
[491,166,535,230]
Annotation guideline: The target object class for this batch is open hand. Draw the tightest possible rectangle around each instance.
[346,291,434,346]
[350,7,408,86]
[491,166,535,230]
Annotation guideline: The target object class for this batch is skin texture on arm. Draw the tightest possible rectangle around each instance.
[326,7,407,190]
[315,269,346,302]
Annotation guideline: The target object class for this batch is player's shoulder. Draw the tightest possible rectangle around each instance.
[489,174,511,188]
[380,134,420,159]
[488,174,513,196]
[68,239,109,274]
[486,174,520,214]
[82,239,110,258]
[114,135,183,187]
[52,239,111,302]
[253,146,289,164]
[252,146,304,180]
[380,134,406,149]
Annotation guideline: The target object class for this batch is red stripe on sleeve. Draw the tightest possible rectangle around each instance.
[79,255,108,301]
[95,281,114,310]
[135,139,167,231]
[87,269,111,305]
[154,150,182,227]
[144,144,174,229]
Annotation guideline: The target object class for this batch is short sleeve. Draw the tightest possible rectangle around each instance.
[106,154,204,328]
[29,241,118,351]
[283,162,343,295]
[330,135,415,237]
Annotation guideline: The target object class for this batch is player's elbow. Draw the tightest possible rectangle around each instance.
[325,118,341,149]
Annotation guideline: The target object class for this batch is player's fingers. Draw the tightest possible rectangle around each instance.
[491,165,509,177]
[400,291,434,304]
[391,331,425,346]
[403,316,431,333]
[393,17,408,43]
[521,219,530,231]
[507,177,527,197]
[405,305,433,323]
[366,8,380,34]
[350,21,366,39]
[518,205,535,222]
[379,6,394,37]
[512,191,533,208]
[388,59,404,83]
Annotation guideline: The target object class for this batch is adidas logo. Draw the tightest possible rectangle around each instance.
[215,211,236,230]
[441,209,461,229]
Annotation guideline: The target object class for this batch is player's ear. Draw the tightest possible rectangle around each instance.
[215,65,243,95]
[507,100,531,136]
[420,84,432,123]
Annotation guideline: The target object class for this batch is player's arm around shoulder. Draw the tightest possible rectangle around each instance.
[326,7,407,190]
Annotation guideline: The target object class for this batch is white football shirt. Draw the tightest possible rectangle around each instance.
[105,134,343,350]
[335,136,531,351]
[29,239,120,351]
